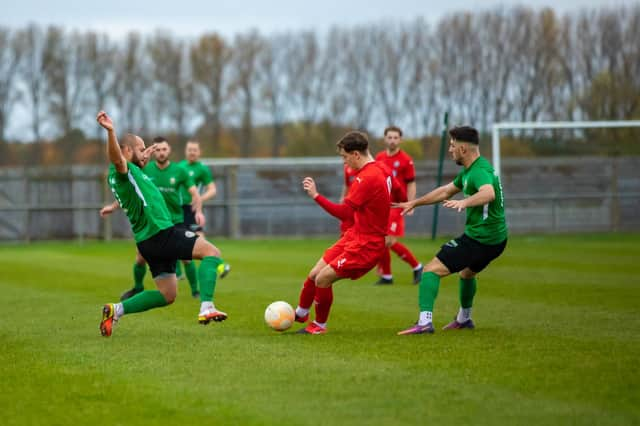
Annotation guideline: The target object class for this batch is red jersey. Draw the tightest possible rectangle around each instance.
[375,150,415,194]
[343,161,390,237]
[343,164,358,191]
[375,161,406,203]
[339,165,358,233]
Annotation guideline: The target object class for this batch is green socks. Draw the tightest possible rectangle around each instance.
[459,277,477,309]
[175,260,183,277]
[133,263,146,291]
[122,290,168,314]
[184,261,199,295]
[419,271,440,312]
[199,256,223,302]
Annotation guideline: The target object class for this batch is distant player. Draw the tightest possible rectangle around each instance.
[395,126,507,335]
[375,126,422,285]
[177,140,231,278]
[101,137,206,299]
[96,111,229,337]
[294,131,390,334]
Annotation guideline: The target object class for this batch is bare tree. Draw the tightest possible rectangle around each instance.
[371,24,416,126]
[113,32,149,133]
[83,31,116,138]
[257,34,293,156]
[43,27,89,137]
[148,31,191,139]
[20,24,48,142]
[0,28,23,145]
[190,33,232,152]
[232,31,263,157]
[328,26,378,131]
[288,31,333,139]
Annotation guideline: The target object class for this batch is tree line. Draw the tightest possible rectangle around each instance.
[0,5,638,164]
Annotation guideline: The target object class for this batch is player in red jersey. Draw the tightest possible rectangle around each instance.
[293,131,391,334]
[374,126,422,285]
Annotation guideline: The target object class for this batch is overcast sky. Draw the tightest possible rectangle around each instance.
[1,0,636,38]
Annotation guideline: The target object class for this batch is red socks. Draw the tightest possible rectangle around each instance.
[391,242,420,269]
[298,277,316,309]
[314,286,334,324]
[377,247,392,275]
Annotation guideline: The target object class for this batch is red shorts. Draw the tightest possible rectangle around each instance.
[387,208,405,236]
[326,234,385,280]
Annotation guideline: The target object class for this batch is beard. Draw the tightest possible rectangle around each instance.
[131,153,145,168]
[156,156,169,165]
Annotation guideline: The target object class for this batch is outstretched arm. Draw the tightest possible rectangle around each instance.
[96,111,127,174]
[393,182,460,216]
[303,177,354,222]
[443,184,495,212]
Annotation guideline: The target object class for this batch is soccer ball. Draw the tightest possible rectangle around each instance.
[264,301,295,331]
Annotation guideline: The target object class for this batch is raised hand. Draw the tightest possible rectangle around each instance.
[96,111,114,131]
[302,177,318,198]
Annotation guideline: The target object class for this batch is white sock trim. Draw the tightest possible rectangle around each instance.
[418,311,432,326]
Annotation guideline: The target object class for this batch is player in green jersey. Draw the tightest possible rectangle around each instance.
[179,140,217,233]
[102,137,207,300]
[394,126,508,335]
[175,140,231,278]
[96,111,229,337]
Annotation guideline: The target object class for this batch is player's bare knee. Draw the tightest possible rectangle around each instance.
[459,268,476,279]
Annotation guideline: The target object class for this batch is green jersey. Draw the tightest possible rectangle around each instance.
[107,163,173,243]
[143,161,195,225]
[178,160,213,205]
[453,156,508,245]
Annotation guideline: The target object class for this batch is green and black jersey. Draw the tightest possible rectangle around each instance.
[452,156,508,245]
[178,160,213,205]
[107,163,173,243]
[143,162,195,225]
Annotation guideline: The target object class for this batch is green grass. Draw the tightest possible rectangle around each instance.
[1,234,639,425]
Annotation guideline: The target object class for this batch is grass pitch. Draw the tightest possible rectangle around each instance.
[1,234,638,425]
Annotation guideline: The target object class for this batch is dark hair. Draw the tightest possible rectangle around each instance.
[449,126,479,144]
[336,131,369,154]
[153,136,168,144]
[384,126,403,137]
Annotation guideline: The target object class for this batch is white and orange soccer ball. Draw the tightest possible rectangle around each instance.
[264,301,295,331]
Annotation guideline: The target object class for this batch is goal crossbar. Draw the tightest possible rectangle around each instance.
[491,120,640,176]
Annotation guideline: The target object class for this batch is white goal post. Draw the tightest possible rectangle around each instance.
[491,120,640,176]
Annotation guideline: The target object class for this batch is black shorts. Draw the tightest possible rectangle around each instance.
[182,205,203,233]
[436,234,507,274]
[136,226,198,278]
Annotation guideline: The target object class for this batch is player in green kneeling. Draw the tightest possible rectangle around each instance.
[96,111,229,337]
[394,126,508,334]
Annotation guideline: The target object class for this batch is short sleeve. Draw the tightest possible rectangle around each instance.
[181,167,195,189]
[403,157,416,182]
[453,170,464,189]
[200,164,213,185]
[470,168,493,189]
